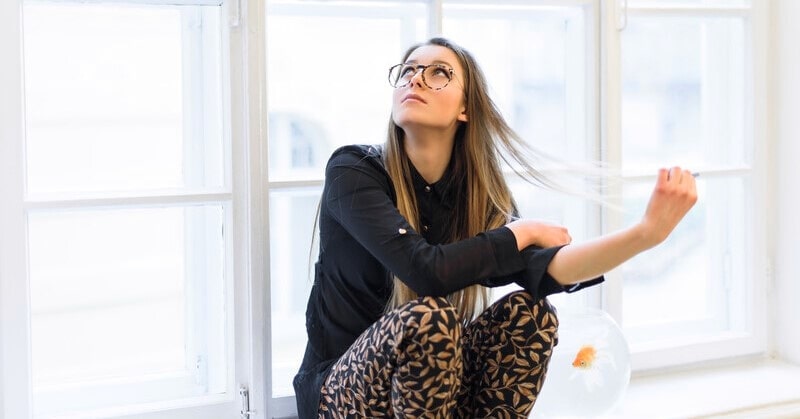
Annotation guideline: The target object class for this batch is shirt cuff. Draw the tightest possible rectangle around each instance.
[540,273,605,297]
[481,226,527,277]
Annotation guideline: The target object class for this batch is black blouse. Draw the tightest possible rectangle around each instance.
[292,144,603,418]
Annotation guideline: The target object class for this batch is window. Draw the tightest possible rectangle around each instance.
[1,0,768,418]
[612,0,763,368]
[1,1,252,418]
[263,0,765,415]
[24,2,230,415]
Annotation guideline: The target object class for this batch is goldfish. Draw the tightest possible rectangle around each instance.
[572,345,598,369]
[569,341,617,392]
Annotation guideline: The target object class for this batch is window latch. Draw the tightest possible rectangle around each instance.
[240,385,255,418]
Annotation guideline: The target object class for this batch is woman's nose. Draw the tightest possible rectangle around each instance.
[409,67,424,87]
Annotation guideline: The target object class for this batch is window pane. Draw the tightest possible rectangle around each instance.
[269,188,320,397]
[266,1,427,182]
[23,3,224,195]
[621,17,747,172]
[620,176,749,345]
[28,204,228,415]
[620,14,751,349]
[507,177,597,311]
[443,3,592,162]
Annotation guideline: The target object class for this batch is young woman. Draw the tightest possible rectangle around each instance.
[293,37,697,419]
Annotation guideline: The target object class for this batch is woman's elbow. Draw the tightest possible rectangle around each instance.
[401,268,450,297]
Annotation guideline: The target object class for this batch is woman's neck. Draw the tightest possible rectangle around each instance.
[403,128,455,184]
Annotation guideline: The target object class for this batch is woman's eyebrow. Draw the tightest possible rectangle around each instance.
[404,59,454,67]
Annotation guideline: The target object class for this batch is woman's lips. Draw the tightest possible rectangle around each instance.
[402,94,427,104]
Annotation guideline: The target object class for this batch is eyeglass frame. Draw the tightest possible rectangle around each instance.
[387,63,459,91]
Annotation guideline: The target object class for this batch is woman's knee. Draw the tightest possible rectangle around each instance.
[398,295,459,324]
[499,290,557,313]
[396,296,462,345]
[497,291,559,337]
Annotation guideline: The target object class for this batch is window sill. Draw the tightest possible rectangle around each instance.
[606,358,800,418]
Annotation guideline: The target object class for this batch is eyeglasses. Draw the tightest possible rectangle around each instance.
[388,63,456,90]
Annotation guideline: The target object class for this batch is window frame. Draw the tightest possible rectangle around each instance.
[0,0,265,418]
[599,0,769,371]
[0,0,773,418]
[0,3,31,418]
[257,2,768,416]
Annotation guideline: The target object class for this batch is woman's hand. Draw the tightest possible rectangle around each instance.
[637,167,698,248]
[505,219,572,250]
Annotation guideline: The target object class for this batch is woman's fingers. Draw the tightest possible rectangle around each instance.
[555,227,572,246]
[661,166,697,194]
[667,166,682,183]
[540,223,571,247]
[506,219,572,250]
[681,169,695,185]
[640,166,699,246]
[658,167,669,184]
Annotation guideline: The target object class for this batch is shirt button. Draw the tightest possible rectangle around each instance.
[422,225,429,232]
[424,185,431,193]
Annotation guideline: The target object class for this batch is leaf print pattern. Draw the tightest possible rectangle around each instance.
[456,291,558,418]
[318,292,557,418]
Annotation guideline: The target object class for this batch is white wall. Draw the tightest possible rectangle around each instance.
[0,0,24,416]
[774,0,800,364]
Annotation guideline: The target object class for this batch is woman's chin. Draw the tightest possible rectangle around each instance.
[393,116,445,132]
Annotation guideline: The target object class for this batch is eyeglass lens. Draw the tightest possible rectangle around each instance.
[389,64,452,90]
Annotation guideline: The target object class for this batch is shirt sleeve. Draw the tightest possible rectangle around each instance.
[482,245,605,301]
[480,204,604,299]
[324,148,527,297]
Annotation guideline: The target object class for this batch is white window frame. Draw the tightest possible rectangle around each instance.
[0,0,271,418]
[774,0,800,369]
[1,0,777,418]
[25,9,230,413]
[259,1,769,416]
[0,5,30,419]
[598,0,769,371]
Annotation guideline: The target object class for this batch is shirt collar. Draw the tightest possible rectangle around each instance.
[408,157,457,210]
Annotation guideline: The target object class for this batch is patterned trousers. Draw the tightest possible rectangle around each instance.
[318,291,559,418]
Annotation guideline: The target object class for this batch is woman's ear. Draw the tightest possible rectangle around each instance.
[458,107,468,122]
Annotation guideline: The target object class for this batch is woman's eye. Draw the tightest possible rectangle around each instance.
[432,67,450,78]
[401,66,416,77]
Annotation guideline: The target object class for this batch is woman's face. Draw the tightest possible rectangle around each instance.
[391,45,468,133]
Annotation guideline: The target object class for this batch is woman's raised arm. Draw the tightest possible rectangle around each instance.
[507,167,698,286]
